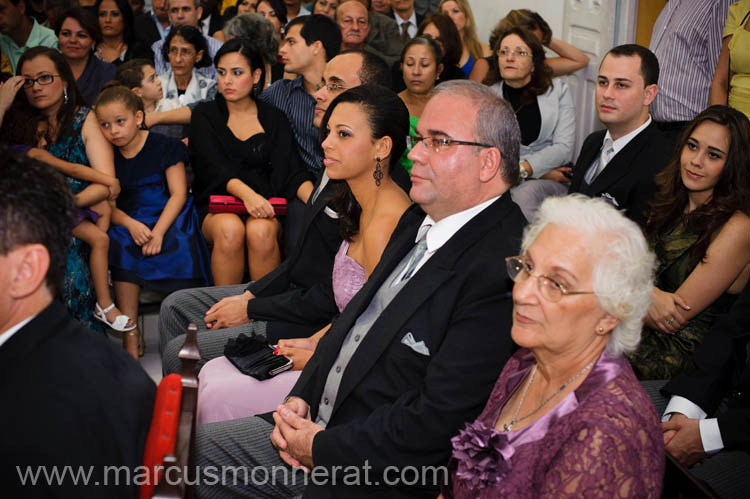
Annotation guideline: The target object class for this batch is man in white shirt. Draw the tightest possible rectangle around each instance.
[651,283,750,497]
[194,81,526,498]
[388,0,423,41]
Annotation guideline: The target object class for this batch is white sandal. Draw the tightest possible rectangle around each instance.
[94,302,137,332]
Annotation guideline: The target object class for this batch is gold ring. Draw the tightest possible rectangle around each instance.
[667,317,675,325]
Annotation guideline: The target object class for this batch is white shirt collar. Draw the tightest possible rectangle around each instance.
[604,115,652,156]
[396,9,417,27]
[418,195,502,253]
[200,14,211,37]
[0,315,35,350]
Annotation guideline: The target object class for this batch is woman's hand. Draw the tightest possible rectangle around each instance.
[141,231,163,256]
[648,287,691,334]
[0,76,23,115]
[242,193,275,219]
[277,338,318,371]
[127,219,153,246]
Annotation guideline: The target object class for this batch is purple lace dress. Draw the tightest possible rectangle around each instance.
[197,240,365,424]
[444,348,664,498]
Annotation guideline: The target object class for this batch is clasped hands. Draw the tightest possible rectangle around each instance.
[204,290,255,329]
[127,220,164,256]
[270,396,323,471]
[648,288,691,334]
[662,413,707,467]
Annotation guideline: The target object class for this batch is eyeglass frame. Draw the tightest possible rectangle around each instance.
[505,255,594,302]
[497,49,531,58]
[22,74,62,88]
[407,135,494,154]
[315,81,348,92]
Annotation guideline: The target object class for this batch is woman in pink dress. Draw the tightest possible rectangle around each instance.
[197,85,412,424]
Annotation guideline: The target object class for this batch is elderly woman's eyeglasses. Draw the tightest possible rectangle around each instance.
[498,49,530,58]
[407,135,493,153]
[505,256,594,302]
[23,74,61,88]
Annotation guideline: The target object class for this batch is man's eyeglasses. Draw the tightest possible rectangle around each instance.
[407,135,493,153]
[316,81,348,92]
[22,74,61,88]
[498,49,530,58]
[505,256,594,302]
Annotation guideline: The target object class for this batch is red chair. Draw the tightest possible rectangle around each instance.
[141,324,201,499]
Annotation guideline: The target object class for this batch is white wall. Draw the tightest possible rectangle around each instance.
[469,0,565,46]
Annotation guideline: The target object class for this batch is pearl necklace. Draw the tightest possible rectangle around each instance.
[503,360,596,432]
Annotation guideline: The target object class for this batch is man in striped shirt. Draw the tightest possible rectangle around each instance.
[259,14,342,176]
[649,0,736,142]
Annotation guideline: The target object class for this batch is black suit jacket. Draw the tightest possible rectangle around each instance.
[134,12,163,53]
[662,283,750,450]
[0,301,156,498]
[245,179,342,342]
[568,121,672,226]
[283,195,526,498]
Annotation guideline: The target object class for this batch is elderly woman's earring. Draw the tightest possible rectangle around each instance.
[63,87,68,104]
[373,157,383,187]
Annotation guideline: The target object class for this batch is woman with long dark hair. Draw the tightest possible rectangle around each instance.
[189,38,314,285]
[630,105,750,379]
[94,0,150,64]
[196,85,412,424]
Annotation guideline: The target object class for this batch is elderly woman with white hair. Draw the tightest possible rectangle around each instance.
[441,194,664,498]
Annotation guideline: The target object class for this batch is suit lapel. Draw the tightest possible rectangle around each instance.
[588,123,656,193]
[329,196,517,417]
[569,131,605,193]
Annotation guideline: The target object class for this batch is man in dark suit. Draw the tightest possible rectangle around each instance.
[133,0,170,51]
[568,44,672,227]
[657,283,750,497]
[159,50,394,374]
[389,0,424,42]
[0,149,156,498]
[194,80,525,499]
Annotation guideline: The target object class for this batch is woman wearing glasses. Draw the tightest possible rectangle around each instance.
[441,195,664,498]
[485,27,575,221]
[5,46,122,336]
[158,26,217,111]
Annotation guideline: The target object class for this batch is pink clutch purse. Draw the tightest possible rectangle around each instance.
[209,195,287,215]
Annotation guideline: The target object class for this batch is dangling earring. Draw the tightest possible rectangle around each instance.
[373,157,384,186]
[63,87,68,104]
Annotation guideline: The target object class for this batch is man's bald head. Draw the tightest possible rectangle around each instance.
[337,0,369,49]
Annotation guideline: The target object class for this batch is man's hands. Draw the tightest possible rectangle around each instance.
[662,413,707,467]
[204,290,254,329]
[540,165,573,183]
[270,397,322,470]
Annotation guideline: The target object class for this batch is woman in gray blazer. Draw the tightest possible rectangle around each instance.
[486,27,576,219]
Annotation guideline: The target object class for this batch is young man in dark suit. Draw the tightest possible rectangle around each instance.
[388,0,424,42]
[133,0,170,50]
[568,44,673,227]
[193,80,526,499]
[654,283,750,497]
[0,149,156,498]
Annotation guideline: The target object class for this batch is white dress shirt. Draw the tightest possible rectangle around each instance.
[395,10,418,38]
[0,316,34,349]
[584,116,653,184]
[663,395,725,453]
[394,195,501,282]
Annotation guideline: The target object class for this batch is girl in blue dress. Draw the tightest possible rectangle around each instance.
[94,84,212,358]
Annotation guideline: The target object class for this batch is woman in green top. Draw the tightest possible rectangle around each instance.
[630,106,750,380]
[397,36,443,174]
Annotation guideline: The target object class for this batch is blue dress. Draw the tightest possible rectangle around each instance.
[48,107,103,333]
[108,132,212,293]
[460,54,475,78]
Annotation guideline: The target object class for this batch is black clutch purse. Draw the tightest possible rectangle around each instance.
[224,333,293,380]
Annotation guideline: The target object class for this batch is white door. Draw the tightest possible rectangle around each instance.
[562,0,638,157]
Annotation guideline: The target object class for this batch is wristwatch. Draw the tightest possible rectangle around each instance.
[519,163,529,181]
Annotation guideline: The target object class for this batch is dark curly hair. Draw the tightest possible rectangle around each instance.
[483,26,553,102]
[646,105,750,267]
[319,85,409,242]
